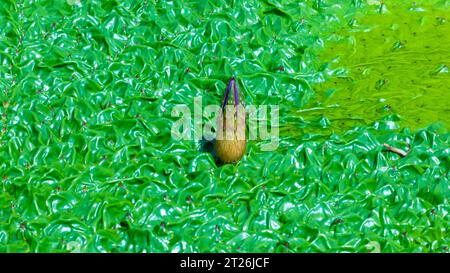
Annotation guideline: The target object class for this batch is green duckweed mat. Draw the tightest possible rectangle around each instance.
[0,0,449,252]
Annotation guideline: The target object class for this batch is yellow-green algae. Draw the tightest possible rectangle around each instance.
[309,1,449,133]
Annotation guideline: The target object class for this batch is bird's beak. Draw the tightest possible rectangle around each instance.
[222,77,239,112]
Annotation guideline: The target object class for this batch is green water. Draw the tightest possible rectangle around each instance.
[282,1,450,138]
